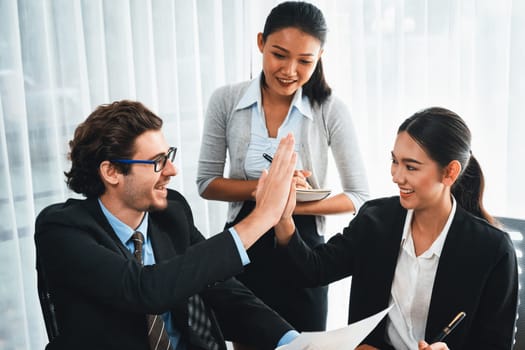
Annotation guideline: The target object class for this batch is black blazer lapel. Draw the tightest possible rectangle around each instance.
[360,200,406,346]
[148,207,227,350]
[148,219,178,262]
[147,217,190,328]
[148,211,217,348]
[425,207,472,341]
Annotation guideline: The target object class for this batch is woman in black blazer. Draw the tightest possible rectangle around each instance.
[274,107,518,349]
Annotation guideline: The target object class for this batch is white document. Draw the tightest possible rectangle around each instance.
[276,305,393,350]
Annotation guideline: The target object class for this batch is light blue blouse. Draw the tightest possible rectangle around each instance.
[236,75,309,179]
[197,76,370,234]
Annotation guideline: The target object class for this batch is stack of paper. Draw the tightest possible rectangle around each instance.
[276,305,393,350]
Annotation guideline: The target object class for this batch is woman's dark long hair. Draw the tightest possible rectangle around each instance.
[260,1,331,105]
[65,100,163,198]
[398,107,494,225]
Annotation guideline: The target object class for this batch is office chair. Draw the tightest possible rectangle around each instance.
[496,216,525,349]
[37,256,59,341]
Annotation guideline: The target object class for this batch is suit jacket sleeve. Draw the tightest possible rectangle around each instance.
[278,198,519,349]
[35,196,245,315]
[162,190,294,347]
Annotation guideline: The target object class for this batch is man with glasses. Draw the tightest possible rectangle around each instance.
[35,100,300,350]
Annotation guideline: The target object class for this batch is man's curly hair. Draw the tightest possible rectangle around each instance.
[65,100,163,198]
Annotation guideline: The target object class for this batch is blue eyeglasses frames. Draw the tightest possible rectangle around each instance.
[111,147,177,172]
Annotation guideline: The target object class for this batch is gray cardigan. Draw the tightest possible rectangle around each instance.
[197,80,369,234]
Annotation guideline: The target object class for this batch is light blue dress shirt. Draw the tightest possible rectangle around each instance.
[98,199,184,349]
[98,199,297,347]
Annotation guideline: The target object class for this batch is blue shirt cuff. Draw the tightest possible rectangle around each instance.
[277,330,300,347]
[228,227,250,266]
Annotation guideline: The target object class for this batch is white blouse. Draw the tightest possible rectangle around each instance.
[386,197,457,348]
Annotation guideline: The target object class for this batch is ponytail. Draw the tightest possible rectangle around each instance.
[452,155,495,225]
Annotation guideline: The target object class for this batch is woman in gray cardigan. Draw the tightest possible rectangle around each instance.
[196,1,369,344]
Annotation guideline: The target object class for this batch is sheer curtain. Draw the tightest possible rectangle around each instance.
[0,0,524,348]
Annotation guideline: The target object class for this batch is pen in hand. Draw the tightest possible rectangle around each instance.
[430,311,466,343]
[263,153,273,163]
[263,152,313,190]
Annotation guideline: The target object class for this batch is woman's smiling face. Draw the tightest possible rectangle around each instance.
[391,131,448,211]
[258,27,323,98]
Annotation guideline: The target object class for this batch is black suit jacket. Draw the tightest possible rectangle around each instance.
[35,189,292,349]
[283,196,518,349]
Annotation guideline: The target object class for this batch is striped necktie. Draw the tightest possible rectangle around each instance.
[132,231,173,350]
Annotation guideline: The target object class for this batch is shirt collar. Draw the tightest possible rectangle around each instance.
[400,196,457,258]
[235,75,262,112]
[290,85,313,120]
[98,198,149,246]
[235,73,313,120]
